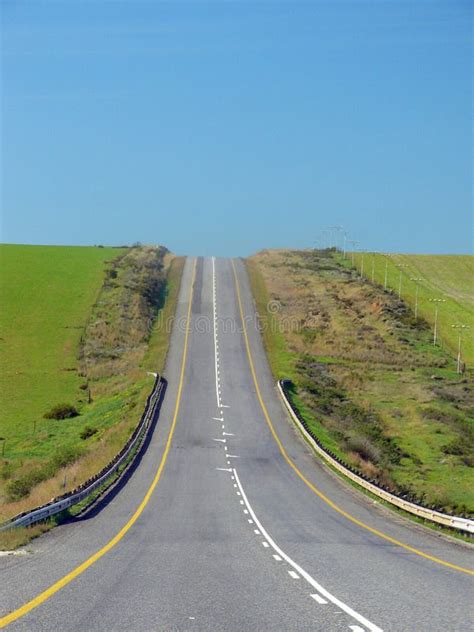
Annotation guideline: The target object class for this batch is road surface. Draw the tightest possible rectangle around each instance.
[0,257,472,631]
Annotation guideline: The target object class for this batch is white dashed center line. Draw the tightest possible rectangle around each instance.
[212,256,221,408]
[233,469,383,632]
[213,260,376,632]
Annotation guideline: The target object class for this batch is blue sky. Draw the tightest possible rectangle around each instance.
[1,1,472,256]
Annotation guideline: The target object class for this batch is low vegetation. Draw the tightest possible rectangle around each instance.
[347,252,473,366]
[247,249,473,516]
[0,244,184,530]
[44,404,79,420]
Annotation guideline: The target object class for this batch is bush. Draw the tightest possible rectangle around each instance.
[7,469,48,501]
[50,445,84,470]
[44,403,79,420]
[442,440,464,456]
[6,445,85,501]
[80,425,98,440]
[346,435,381,464]
[0,461,13,480]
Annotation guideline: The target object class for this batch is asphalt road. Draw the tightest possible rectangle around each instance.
[0,257,472,631]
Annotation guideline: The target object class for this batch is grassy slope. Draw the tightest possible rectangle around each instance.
[0,246,183,523]
[348,253,474,367]
[0,245,126,455]
[142,255,185,377]
[247,250,473,515]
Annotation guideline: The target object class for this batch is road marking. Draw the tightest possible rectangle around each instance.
[233,469,383,632]
[221,404,230,408]
[240,500,244,505]
[213,438,226,443]
[212,256,221,408]
[236,491,241,496]
[248,519,253,524]
[231,259,473,577]
[226,454,240,459]
[243,509,248,514]
[0,259,198,630]
[216,468,232,473]
[262,542,269,548]
[273,554,282,561]
[224,446,228,451]
[222,432,235,436]
[288,570,300,579]
[311,594,328,605]
[349,627,366,632]
[212,417,224,422]
[254,529,261,534]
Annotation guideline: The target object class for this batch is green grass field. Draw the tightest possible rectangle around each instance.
[0,244,127,457]
[0,244,183,525]
[345,253,474,367]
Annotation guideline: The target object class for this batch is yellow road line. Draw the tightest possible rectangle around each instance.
[231,258,474,577]
[0,258,197,629]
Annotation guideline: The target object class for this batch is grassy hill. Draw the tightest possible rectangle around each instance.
[247,249,473,517]
[0,244,127,447]
[0,244,183,524]
[347,253,473,367]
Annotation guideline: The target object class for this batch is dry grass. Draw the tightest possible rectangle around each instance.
[0,523,53,551]
[247,249,474,515]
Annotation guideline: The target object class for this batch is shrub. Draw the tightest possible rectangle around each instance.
[44,403,79,420]
[80,425,98,440]
[6,445,85,501]
[442,440,464,456]
[0,461,14,480]
[50,445,84,470]
[346,435,381,464]
[7,469,48,501]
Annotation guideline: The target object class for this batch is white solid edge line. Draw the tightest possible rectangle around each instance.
[233,469,383,632]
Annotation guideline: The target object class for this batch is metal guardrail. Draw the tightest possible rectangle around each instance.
[0,375,165,532]
[277,379,474,534]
